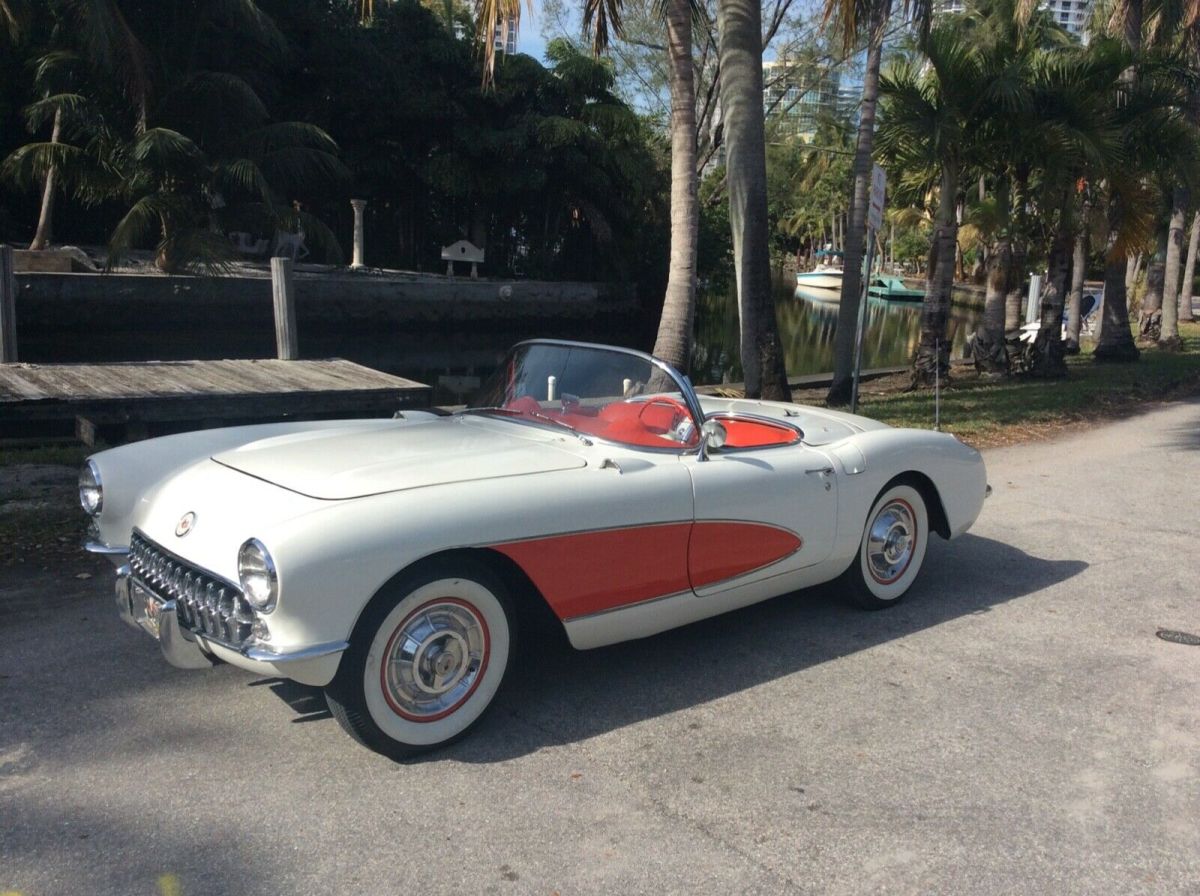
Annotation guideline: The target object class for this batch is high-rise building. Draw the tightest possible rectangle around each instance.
[1042,0,1091,38]
[493,16,518,56]
[762,60,844,140]
[938,0,1092,39]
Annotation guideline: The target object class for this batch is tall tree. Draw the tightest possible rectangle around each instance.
[1093,0,1144,362]
[717,0,789,398]
[825,0,929,405]
[876,28,1000,385]
[650,0,700,370]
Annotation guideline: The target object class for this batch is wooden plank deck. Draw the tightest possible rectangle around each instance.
[0,359,431,433]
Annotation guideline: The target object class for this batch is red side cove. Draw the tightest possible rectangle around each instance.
[491,521,802,620]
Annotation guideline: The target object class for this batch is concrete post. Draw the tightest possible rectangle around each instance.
[0,244,17,362]
[350,199,367,269]
[271,257,299,360]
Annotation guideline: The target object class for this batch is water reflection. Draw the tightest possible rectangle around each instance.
[691,280,983,385]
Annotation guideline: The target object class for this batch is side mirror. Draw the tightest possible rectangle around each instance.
[700,419,727,454]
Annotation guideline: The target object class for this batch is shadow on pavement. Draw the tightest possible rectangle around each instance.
[1156,399,1200,452]
[263,532,1085,763]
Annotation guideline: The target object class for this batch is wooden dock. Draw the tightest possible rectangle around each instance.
[0,358,431,444]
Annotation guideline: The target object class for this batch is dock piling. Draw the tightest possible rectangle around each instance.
[270,256,299,360]
[1,244,17,362]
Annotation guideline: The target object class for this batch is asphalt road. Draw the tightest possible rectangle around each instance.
[2,401,1198,896]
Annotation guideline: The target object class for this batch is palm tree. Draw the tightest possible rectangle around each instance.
[716,0,789,399]
[9,0,148,249]
[824,0,930,405]
[876,28,1004,385]
[647,0,700,372]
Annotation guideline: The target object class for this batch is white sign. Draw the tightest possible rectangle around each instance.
[868,164,886,232]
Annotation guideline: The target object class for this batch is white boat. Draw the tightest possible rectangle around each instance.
[795,268,843,291]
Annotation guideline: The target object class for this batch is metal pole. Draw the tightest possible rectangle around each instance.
[0,244,17,363]
[850,226,877,413]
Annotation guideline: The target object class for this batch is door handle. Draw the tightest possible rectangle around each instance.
[805,466,834,475]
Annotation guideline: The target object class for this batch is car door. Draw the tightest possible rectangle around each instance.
[683,437,838,597]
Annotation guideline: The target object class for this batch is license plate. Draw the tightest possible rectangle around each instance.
[130,580,167,640]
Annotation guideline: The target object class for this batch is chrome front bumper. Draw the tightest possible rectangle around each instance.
[114,572,348,682]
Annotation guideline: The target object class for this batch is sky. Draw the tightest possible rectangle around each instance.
[516,0,549,61]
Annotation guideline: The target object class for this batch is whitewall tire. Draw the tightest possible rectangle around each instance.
[326,558,514,759]
[841,482,928,610]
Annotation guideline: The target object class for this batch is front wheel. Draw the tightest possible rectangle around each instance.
[326,559,515,759]
[840,482,928,610]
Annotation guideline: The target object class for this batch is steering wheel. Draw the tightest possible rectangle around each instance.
[637,397,691,437]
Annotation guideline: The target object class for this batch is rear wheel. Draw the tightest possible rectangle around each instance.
[840,482,928,610]
[326,558,514,759]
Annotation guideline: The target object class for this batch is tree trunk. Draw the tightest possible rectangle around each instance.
[28,106,63,251]
[1094,203,1140,362]
[651,0,700,372]
[1137,239,1165,343]
[1064,223,1087,353]
[973,237,1011,375]
[1159,192,1185,349]
[1180,210,1198,322]
[1030,206,1073,378]
[913,162,959,386]
[826,2,888,406]
[970,177,1011,374]
[717,0,789,400]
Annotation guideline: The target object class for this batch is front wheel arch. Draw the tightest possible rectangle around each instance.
[344,547,562,653]
[890,471,950,540]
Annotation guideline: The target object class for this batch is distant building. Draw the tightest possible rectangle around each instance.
[938,0,1093,39]
[763,60,844,140]
[493,16,517,55]
[1042,0,1092,38]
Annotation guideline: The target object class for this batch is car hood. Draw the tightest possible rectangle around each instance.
[212,416,586,500]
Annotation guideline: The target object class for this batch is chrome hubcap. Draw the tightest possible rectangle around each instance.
[382,600,487,720]
[866,500,915,585]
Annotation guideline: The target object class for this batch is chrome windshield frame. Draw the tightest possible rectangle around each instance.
[471,338,707,448]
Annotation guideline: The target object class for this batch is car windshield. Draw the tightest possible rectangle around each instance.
[467,342,700,450]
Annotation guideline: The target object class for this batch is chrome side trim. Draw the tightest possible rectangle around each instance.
[86,540,130,556]
[242,640,349,663]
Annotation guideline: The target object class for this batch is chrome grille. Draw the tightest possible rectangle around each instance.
[128,531,254,647]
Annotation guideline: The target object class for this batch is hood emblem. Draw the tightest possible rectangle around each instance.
[175,512,197,538]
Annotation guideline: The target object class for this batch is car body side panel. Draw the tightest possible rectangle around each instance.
[491,520,802,620]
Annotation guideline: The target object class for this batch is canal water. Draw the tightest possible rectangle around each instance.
[690,279,984,385]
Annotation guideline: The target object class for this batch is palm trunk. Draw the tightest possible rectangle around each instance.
[1094,202,1140,363]
[913,162,959,386]
[717,0,789,400]
[827,2,888,405]
[651,0,700,372]
[1180,210,1198,322]
[1064,222,1087,353]
[1159,191,1185,349]
[971,176,1011,375]
[1030,202,1073,378]
[1137,239,1165,343]
[1003,167,1030,337]
[29,106,63,251]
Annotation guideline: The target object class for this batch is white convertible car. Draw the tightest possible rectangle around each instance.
[82,340,988,758]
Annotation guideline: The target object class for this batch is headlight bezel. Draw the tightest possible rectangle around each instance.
[79,460,103,516]
[237,538,279,613]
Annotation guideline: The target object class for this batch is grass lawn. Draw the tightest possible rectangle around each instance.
[791,321,1200,447]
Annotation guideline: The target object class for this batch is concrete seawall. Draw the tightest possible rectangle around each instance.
[13,271,641,381]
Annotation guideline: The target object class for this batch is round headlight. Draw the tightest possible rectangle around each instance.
[79,460,103,516]
[238,538,278,612]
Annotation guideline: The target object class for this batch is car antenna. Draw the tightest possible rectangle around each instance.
[934,337,941,432]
